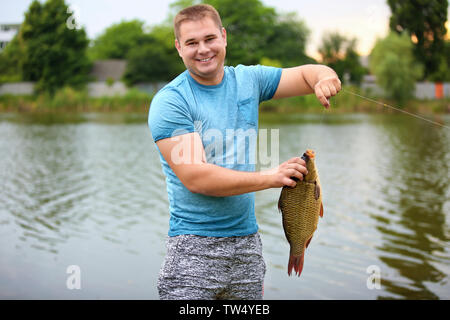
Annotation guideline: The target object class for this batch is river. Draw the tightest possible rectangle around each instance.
[0,111,449,299]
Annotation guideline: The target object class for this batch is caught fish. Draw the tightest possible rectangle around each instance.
[278,149,323,277]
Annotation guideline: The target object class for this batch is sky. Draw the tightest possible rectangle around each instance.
[0,0,448,59]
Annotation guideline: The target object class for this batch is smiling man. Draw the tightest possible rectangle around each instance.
[148,4,341,300]
[174,12,226,85]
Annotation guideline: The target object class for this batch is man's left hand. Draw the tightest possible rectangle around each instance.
[314,76,342,108]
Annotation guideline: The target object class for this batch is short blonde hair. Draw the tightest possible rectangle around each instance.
[174,4,223,40]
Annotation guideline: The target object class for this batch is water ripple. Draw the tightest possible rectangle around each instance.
[0,113,449,299]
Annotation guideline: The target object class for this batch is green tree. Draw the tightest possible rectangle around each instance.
[0,35,25,83]
[342,39,367,85]
[88,20,146,60]
[318,32,366,85]
[123,0,314,83]
[123,31,184,84]
[318,32,347,64]
[205,0,313,67]
[259,57,282,68]
[147,24,186,79]
[370,32,423,104]
[20,0,91,93]
[429,39,450,81]
[264,12,314,67]
[388,0,448,80]
[168,0,199,21]
[205,0,278,66]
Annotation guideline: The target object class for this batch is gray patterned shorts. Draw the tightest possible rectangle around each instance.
[157,233,266,300]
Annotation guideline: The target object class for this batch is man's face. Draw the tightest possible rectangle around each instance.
[175,16,227,85]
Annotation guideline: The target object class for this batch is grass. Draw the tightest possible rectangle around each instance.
[260,85,450,114]
[0,87,153,113]
[0,85,449,114]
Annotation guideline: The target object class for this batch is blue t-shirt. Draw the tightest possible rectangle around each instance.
[148,64,282,237]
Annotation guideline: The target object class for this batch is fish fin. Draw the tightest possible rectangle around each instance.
[306,236,313,249]
[277,187,285,213]
[320,202,323,218]
[314,181,320,200]
[287,253,305,277]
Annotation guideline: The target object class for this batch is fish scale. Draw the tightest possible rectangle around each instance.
[278,149,323,277]
[281,181,320,253]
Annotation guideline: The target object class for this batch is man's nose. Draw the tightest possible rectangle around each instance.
[197,41,209,55]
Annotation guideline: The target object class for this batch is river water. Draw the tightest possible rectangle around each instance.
[0,111,449,299]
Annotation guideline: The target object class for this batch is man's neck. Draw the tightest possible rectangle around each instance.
[189,68,225,86]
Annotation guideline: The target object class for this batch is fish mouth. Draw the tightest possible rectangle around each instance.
[305,149,315,159]
[301,149,315,162]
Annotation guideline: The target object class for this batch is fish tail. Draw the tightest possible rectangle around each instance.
[287,253,305,277]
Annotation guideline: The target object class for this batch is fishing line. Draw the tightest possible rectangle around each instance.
[312,99,329,157]
[319,101,327,124]
[341,89,450,130]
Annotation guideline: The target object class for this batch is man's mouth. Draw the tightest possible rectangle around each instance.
[196,56,215,63]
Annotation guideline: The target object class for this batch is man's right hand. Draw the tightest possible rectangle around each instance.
[263,157,308,188]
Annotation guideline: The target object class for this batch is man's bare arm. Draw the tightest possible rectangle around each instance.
[156,132,307,197]
[272,64,342,108]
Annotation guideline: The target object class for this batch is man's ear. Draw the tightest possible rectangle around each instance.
[221,27,227,47]
[175,38,182,57]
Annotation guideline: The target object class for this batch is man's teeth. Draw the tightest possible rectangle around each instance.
[199,57,212,62]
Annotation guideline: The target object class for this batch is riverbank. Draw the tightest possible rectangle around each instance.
[260,87,450,114]
[0,87,153,113]
[0,85,449,114]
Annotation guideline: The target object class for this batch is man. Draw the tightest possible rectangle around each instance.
[148,4,341,300]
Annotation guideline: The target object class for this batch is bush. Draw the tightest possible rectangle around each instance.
[369,32,423,104]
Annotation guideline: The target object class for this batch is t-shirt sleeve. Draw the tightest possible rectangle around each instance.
[248,65,282,102]
[148,89,195,143]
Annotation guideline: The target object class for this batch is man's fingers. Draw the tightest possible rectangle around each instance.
[289,168,304,181]
[287,163,308,176]
[286,157,306,166]
[315,87,330,108]
[328,83,337,96]
[314,76,342,108]
[283,177,296,188]
[279,157,310,187]
[281,164,307,184]
[322,85,331,98]
[334,77,342,91]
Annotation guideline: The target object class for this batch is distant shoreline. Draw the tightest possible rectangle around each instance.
[0,87,449,115]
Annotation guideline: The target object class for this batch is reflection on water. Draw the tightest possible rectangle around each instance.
[0,112,449,299]
[371,118,450,299]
